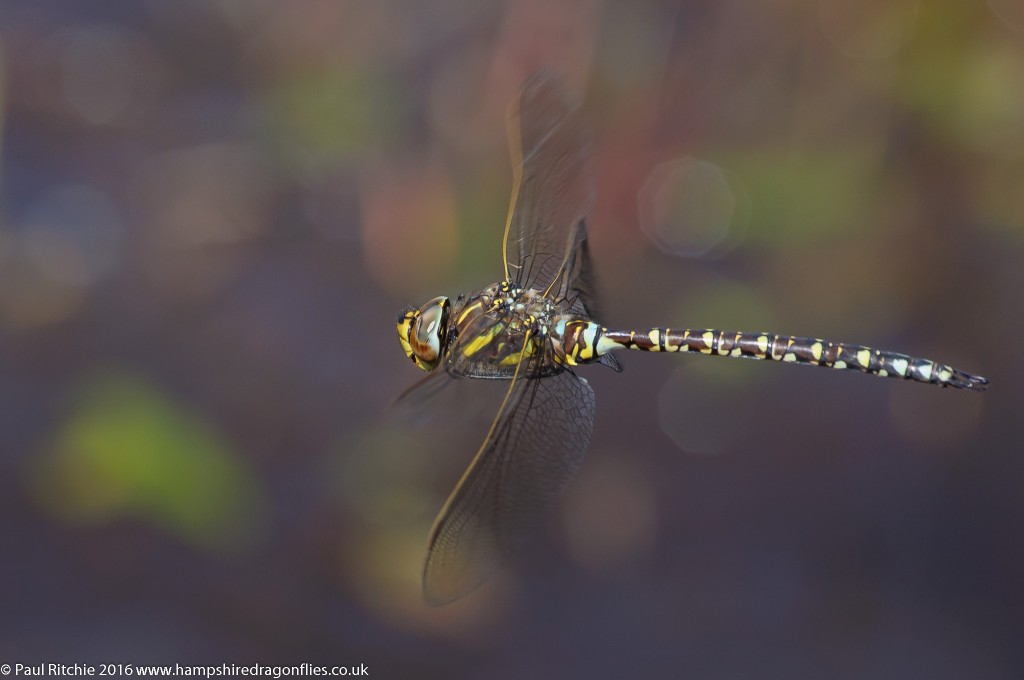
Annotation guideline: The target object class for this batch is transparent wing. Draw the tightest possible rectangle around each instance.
[445,307,523,380]
[559,222,622,371]
[503,70,595,293]
[391,368,456,409]
[422,365,596,605]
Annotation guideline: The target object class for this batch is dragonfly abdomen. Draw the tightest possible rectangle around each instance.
[558,321,987,391]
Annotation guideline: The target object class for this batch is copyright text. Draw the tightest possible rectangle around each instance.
[0,663,369,678]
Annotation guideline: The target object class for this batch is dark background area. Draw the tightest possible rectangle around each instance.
[1,1,1022,678]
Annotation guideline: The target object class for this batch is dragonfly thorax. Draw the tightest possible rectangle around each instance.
[399,280,578,380]
[397,295,451,371]
[470,282,564,336]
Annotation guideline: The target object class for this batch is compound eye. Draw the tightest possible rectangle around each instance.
[409,296,449,370]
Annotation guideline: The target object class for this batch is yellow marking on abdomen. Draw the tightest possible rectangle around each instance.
[701,331,714,354]
[718,333,730,356]
[596,334,621,356]
[857,349,871,368]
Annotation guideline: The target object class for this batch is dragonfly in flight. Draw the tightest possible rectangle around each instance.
[396,72,988,605]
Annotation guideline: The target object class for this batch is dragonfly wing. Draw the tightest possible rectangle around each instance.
[505,70,595,292]
[505,78,617,369]
[445,308,527,380]
[391,368,456,409]
[557,220,622,372]
[423,367,596,605]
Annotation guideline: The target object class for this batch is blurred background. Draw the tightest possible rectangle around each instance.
[1,1,1022,677]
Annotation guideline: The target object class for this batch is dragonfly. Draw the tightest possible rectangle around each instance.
[396,71,988,605]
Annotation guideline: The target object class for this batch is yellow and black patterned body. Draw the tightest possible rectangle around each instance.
[400,280,618,381]
[394,71,988,607]
[401,295,989,390]
[443,281,564,380]
[555,323,988,391]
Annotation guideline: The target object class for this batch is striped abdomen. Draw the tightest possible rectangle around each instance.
[557,322,988,391]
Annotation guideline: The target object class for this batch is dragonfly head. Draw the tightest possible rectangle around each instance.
[397,296,451,371]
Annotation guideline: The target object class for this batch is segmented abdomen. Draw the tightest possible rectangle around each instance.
[559,321,987,391]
